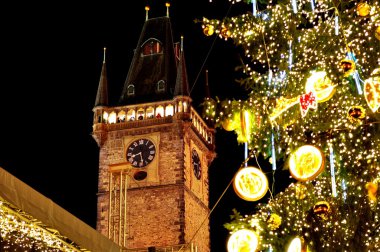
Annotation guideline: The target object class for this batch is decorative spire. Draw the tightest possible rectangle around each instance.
[94,47,109,108]
[174,36,190,97]
[145,6,150,21]
[166,2,170,17]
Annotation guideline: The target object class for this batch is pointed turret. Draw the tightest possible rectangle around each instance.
[94,48,109,108]
[119,16,177,105]
[174,36,190,97]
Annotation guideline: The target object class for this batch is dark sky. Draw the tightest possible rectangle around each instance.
[0,1,287,251]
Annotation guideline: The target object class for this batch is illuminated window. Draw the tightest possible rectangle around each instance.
[157,80,165,92]
[118,110,126,122]
[108,111,117,124]
[165,104,174,116]
[127,109,135,121]
[103,111,109,122]
[127,84,135,96]
[141,39,163,56]
[137,108,145,120]
[146,107,154,118]
[178,102,183,113]
[156,106,164,118]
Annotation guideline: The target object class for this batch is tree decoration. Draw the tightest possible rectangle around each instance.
[220,25,231,39]
[289,145,325,182]
[313,201,331,220]
[363,75,380,112]
[227,229,259,252]
[366,181,378,202]
[376,26,380,41]
[347,105,366,123]
[203,24,215,36]
[304,71,335,103]
[294,183,307,200]
[200,0,380,250]
[340,59,356,77]
[267,213,282,230]
[287,237,307,252]
[233,166,269,201]
[357,2,370,17]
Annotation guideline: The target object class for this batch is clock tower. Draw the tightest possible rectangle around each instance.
[92,11,215,252]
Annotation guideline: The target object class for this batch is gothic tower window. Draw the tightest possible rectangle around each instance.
[157,80,165,92]
[127,84,135,96]
[141,39,163,56]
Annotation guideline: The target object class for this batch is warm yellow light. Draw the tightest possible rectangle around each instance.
[233,166,268,201]
[305,71,335,103]
[227,229,259,252]
[363,76,380,112]
[289,145,325,182]
[287,237,305,252]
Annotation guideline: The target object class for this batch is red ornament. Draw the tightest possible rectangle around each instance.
[299,92,317,117]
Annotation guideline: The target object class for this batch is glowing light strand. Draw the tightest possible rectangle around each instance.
[271,132,277,171]
[252,0,257,17]
[291,0,298,14]
[329,145,337,197]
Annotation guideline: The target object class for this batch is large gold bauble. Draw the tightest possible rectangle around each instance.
[227,229,259,252]
[364,76,380,112]
[305,71,335,103]
[289,145,325,182]
[287,237,307,252]
[357,2,370,17]
[233,166,269,201]
[313,201,331,219]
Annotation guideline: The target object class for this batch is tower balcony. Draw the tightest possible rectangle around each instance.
[93,99,214,148]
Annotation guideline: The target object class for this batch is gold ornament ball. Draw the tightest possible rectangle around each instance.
[348,106,366,123]
[313,201,330,219]
[203,24,215,36]
[376,27,380,41]
[357,2,370,17]
[340,59,356,77]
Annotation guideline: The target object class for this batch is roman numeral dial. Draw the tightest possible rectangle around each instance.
[126,138,156,168]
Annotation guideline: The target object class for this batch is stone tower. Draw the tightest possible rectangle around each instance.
[92,11,215,252]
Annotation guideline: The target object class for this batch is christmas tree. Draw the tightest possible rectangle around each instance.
[201,0,380,251]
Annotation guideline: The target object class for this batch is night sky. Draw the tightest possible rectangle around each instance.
[0,1,289,251]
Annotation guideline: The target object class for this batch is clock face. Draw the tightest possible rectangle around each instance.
[126,138,156,168]
[192,149,201,180]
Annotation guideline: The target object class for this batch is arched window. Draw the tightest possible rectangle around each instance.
[141,39,163,56]
[118,110,126,122]
[165,104,174,117]
[127,109,136,121]
[108,111,117,124]
[146,107,154,118]
[137,108,145,120]
[156,106,164,118]
[127,84,135,96]
[157,80,165,92]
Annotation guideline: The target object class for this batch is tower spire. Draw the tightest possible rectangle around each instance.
[94,47,109,108]
[145,6,150,21]
[166,2,170,17]
[174,36,190,97]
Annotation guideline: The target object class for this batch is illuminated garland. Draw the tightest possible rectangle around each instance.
[0,197,84,252]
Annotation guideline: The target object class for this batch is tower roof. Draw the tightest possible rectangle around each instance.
[94,48,109,108]
[119,16,179,105]
[174,37,190,97]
